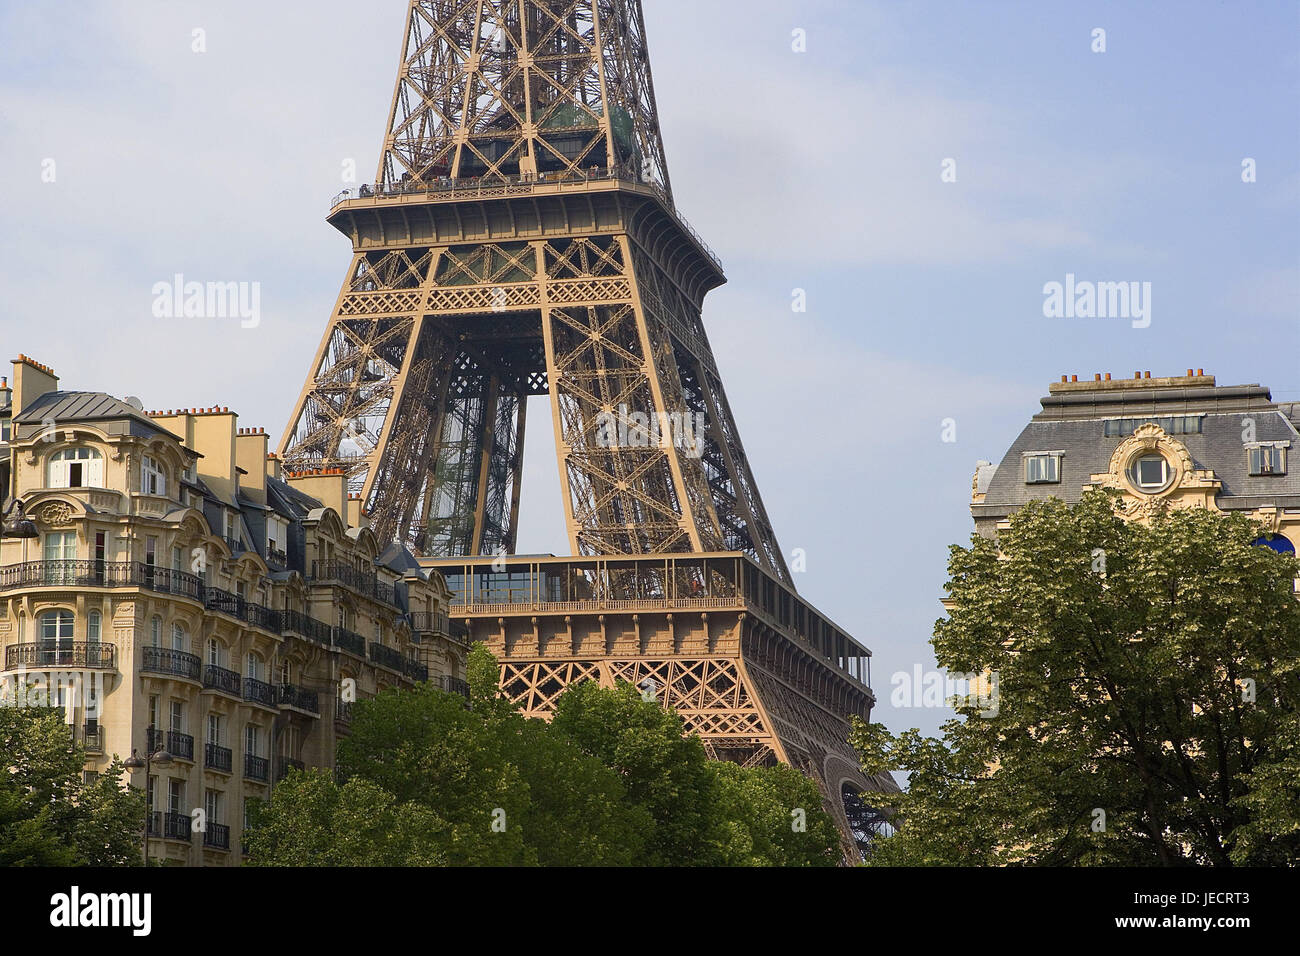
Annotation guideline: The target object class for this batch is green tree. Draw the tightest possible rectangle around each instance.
[551,680,723,865]
[0,707,145,866]
[244,769,446,866]
[853,491,1300,866]
[710,761,841,866]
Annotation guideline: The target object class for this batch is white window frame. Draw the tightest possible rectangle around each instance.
[141,456,167,496]
[1133,454,1170,490]
[1023,451,1062,485]
[47,447,104,489]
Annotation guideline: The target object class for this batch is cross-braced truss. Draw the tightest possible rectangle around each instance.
[280,0,891,852]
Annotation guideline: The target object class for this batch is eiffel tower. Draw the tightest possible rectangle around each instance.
[281,0,897,850]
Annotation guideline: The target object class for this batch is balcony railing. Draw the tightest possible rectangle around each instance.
[0,560,205,600]
[244,754,269,782]
[335,700,353,724]
[312,560,398,607]
[243,677,276,708]
[142,646,202,680]
[278,683,320,714]
[202,664,241,696]
[281,608,332,646]
[204,743,233,773]
[5,641,116,670]
[329,165,723,273]
[148,728,195,762]
[331,627,365,657]
[404,658,429,682]
[440,676,470,700]
[276,758,306,782]
[368,642,407,673]
[148,811,192,841]
[81,722,104,753]
[202,823,230,850]
[204,588,278,632]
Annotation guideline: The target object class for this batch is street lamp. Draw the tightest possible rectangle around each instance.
[1,497,39,567]
[124,726,174,865]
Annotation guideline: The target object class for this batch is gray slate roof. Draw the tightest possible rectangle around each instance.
[976,382,1300,518]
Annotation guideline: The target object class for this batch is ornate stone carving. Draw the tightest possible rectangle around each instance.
[37,501,76,527]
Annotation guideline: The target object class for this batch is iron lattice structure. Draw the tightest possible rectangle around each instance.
[282,0,896,849]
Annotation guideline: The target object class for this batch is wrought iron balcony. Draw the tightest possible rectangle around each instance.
[142,646,202,680]
[440,675,470,700]
[281,608,332,646]
[5,641,115,670]
[331,627,365,657]
[278,683,320,714]
[148,811,192,841]
[202,823,230,850]
[244,753,269,782]
[202,664,241,696]
[0,560,204,600]
[243,677,276,708]
[368,642,407,672]
[311,560,398,607]
[276,757,306,782]
[147,728,194,762]
[204,742,233,773]
[81,722,104,753]
[404,658,429,682]
[205,587,279,632]
[335,700,353,724]
[406,611,468,645]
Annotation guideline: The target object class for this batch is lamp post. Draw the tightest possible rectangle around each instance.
[123,726,174,866]
[1,497,39,568]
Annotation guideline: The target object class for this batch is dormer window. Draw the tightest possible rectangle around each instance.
[48,447,103,489]
[1248,445,1287,476]
[141,456,167,495]
[1023,452,1061,484]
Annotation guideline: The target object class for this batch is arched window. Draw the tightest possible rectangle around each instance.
[1251,535,1296,555]
[279,660,291,685]
[48,447,104,489]
[150,616,162,646]
[141,456,167,496]
[87,609,101,644]
[171,622,187,652]
[207,638,223,667]
[246,653,262,681]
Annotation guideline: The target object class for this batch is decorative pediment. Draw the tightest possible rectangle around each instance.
[1090,423,1220,502]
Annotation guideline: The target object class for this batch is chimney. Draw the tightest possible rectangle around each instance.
[235,427,270,503]
[285,468,348,522]
[10,355,59,419]
[266,452,283,482]
[346,493,369,530]
[150,406,239,501]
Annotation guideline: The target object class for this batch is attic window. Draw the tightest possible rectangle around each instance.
[48,447,103,489]
[141,456,166,495]
[1104,416,1203,437]
[1023,452,1061,484]
[1248,445,1287,476]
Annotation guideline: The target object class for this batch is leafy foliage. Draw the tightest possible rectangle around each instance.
[247,644,842,866]
[853,491,1300,866]
[0,707,145,866]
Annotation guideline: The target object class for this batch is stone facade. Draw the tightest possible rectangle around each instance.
[0,355,466,865]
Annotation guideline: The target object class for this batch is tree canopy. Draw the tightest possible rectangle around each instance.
[0,707,144,866]
[853,491,1300,866]
[247,643,842,866]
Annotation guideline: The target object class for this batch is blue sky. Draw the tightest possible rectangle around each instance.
[1,0,1297,741]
